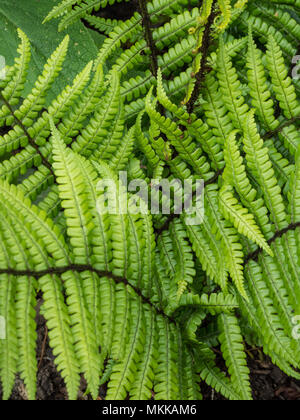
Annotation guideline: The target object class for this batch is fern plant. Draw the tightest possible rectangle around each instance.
[0,0,299,401]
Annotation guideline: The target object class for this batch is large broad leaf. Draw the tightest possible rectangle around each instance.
[0,0,105,102]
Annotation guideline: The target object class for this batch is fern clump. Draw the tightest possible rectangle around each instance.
[0,0,300,401]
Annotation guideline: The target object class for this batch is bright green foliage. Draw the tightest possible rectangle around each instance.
[142,13,300,399]
[0,32,239,401]
[44,0,300,121]
[219,184,273,257]
[218,314,251,400]
[0,0,299,401]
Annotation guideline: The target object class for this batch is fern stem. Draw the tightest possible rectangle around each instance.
[186,0,217,114]
[0,258,241,325]
[244,221,300,264]
[263,114,300,139]
[0,264,176,325]
[156,216,300,267]
[0,91,54,176]
[137,0,159,78]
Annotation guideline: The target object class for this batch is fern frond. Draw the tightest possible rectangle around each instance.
[0,29,31,126]
[72,70,120,158]
[217,36,249,131]
[92,160,129,278]
[216,0,232,31]
[15,36,69,126]
[95,13,142,67]
[266,35,300,120]
[0,228,18,400]
[170,219,195,301]
[184,220,229,292]
[218,313,252,400]
[84,15,120,34]
[50,119,102,398]
[106,297,147,399]
[242,110,288,231]
[219,184,273,256]
[195,344,242,400]
[179,292,238,316]
[59,64,104,143]
[109,127,135,172]
[154,318,180,400]
[51,120,94,264]
[223,130,272,238]
[43,0,84,23]
[289,145,300,223]
[39,274,81,400]
[15,275,37,400]
[58,0,115,31]
[206,187,247,299]
[246,29,278,130]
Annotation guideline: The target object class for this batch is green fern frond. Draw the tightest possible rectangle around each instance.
[0,29,31,126]
[50,120,102,398]
[246,28,278,130]
[218,313,252,400]
[219,184,273,256]
[242,110,288,231]
[266,35,300,120]
[216,0,232,31]
[289,146,300,223]
[15,36,69,126]
[217,36,249,131]
[43,0,84,23]
[195,344,242,401]
[57,0,119,31]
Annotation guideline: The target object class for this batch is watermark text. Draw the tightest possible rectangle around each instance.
[96,172,204,226]
[0,316,6,340]
[0,56,6,80]
[292,55,300,80]
[292,315,300,340]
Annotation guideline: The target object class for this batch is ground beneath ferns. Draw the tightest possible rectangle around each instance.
[1,310,299,401]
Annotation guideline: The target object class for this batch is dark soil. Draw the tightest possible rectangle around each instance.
[95,0,138,20]
[201,350,300,401]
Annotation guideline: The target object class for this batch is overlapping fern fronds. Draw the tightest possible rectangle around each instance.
[143,27,300,391]
[0,30,240,401]
[44,0,300,120]
[0,0,300,401]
